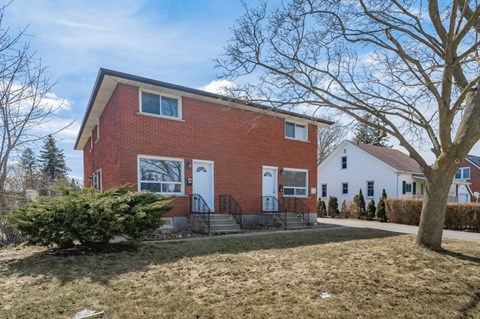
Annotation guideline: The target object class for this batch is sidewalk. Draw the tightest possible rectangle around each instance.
[318,218,480,242]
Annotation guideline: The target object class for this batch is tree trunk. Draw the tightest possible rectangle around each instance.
[416,169,454,250]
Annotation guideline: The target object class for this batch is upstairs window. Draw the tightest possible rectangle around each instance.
[141,91,180,119]
[341,156,347,169]
[283,169,308,197]
[285,122,307,141]
[454,167,471,180]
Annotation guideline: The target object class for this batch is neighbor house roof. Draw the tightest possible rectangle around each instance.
[466,155,480,169]
[347,140,423,174]
[74,68,333,150]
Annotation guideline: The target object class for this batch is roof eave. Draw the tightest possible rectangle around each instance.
[74,68,334,150]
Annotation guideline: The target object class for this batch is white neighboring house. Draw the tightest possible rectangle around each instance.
[317,140,427,203]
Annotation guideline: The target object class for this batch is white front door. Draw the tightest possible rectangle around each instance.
[262,167,278,211]
[193,160,214,211]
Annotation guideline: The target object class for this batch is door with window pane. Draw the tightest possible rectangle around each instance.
[193,161,214,211]
[262,167,278,211]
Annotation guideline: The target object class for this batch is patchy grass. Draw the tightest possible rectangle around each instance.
[0,227,479,319]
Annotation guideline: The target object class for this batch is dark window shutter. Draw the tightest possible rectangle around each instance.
[402,181,406,195]
[412,182,416,195]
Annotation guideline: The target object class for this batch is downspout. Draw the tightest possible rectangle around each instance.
[396,173,399,197]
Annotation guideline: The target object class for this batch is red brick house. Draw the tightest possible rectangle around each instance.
[74,69,331,232]
[454,155,480,202]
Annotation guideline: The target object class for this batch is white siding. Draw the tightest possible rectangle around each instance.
[318,142,398,202]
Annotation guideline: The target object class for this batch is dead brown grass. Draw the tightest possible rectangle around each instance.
[0,227,479,319]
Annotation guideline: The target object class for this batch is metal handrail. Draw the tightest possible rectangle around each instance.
[218,194,243,228]
[189,193,211,234]
[261,196,288,229]
[282,197,311,225]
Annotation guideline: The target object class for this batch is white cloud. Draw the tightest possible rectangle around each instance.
[199,79,236,95]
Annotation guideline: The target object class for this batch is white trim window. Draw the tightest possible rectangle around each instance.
[342,182,348,194]
[95,124,100,143]
[285,121,307,141]
[321,184,327,197]
[367,181,374,197]
[140,90,182,119]
[283,169,308,197]
[454,167,471,180]
[138,156,184,195]
[92,169,102,191]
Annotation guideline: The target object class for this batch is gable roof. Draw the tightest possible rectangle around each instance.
[466,155,480,169]
[347,140,423,174]
[74,68,333,150]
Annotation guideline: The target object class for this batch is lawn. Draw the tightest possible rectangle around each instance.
[0,227,479,319]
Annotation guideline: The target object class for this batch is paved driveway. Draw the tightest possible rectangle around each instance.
[318,218,480,242]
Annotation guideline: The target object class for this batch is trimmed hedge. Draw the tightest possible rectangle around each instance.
[385,199,480,231]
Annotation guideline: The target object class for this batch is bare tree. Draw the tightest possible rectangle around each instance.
[0,4,68,197]
[217,0,480,249]
[317,120,346,165]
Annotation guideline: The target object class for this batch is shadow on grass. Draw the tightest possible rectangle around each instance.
[439,249,480,265]
[3,227,403,284]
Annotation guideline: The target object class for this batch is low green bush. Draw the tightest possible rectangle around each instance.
[8,187,172,248]
[384,198,480,231]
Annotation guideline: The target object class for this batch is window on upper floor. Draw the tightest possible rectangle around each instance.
[341,156,347,169]
[283,169,308,197]
[140,91,181,119]
[138,156,184,195]
[95,125,100,142]
[285,122,307,141]
[454,167,471,180]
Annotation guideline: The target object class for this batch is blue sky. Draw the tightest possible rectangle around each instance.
[3,0,480,181]
[3,0,263,181]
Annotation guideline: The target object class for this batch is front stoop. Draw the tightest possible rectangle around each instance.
[272,212,310,230]
[190,213,242,234]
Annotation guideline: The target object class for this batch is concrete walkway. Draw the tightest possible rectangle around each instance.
[319,218,480,242]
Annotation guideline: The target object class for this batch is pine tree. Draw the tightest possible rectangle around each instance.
[327,196,339,217]
[39,135,69,182]
[19,148,38,189]
[367,199,376,220]
[376,189,388,222]
[353,189,367,218]
[353,115,391,147]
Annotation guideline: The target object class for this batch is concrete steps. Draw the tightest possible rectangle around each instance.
[272,212,309,229]
[191,213,242,234]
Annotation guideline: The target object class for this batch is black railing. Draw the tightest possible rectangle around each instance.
[189,193,211,234]
[282,197,311,225]
[261,196,288,229]
[219,194,243,228]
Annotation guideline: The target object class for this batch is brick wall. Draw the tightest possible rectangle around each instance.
[84,83,318,216]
